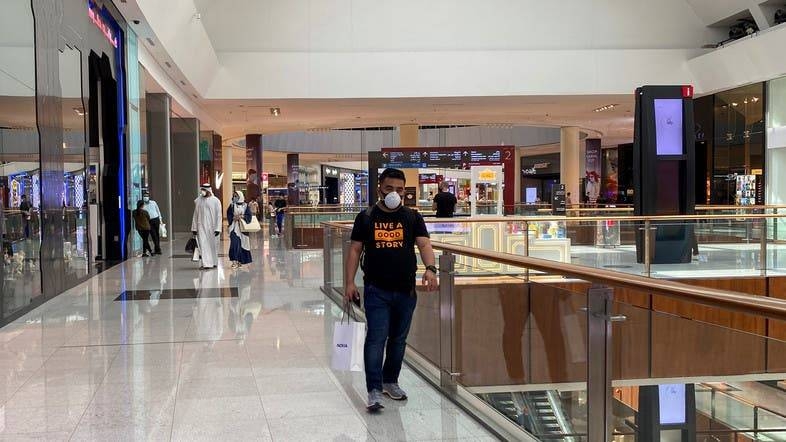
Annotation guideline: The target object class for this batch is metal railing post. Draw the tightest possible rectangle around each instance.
[586,284,617,442]
[439,252,458,391]
[760,218,768,277]
[644,220,652,277]
[523,221,530,281]
[323,226,332,293]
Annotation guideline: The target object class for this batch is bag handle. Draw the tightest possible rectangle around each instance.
[341,298,359,324]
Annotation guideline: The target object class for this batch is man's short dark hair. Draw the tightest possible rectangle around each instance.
[379,168,406,185]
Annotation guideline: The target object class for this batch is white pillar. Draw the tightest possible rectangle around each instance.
[560,127,581,203]
[222,146,233,212]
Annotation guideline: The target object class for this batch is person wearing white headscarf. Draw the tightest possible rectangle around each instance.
[227,190,253,268]
[191,183,223,270]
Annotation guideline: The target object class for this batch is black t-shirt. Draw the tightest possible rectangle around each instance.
[274,199,287,211]
[351,205,429,293]
[433,191,457,217]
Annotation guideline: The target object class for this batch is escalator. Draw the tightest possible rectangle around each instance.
[480,391,576,440]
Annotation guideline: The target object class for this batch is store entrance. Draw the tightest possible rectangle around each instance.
[88,51,126,262]
[523,175,559,204]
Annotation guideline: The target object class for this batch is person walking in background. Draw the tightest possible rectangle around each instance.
[227,190,253,269]
[132,200,153,257]
[19,194,31,238]
[248,197,260,221]
[432,181,457,218]
[191,184,222,270]
[142,191,163,255]
[344,167,438,412]
[274,196,287,236]
[267,198,277,237]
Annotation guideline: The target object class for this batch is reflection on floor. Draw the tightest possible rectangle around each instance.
[0,233,496,441]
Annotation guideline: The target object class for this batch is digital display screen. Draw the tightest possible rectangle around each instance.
[654,99,684,156]
[659,384,686,425]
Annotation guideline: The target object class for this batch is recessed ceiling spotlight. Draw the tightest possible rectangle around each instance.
[145,38,155,46]
[164,61,172,68]
[270,107,281,116]
[73,107,85,116]
[732,102,739,107]
[752,97,760,103]
[593,104,618,113]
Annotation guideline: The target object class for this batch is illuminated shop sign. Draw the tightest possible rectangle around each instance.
[88,0,119,48]
[478,169,497,181]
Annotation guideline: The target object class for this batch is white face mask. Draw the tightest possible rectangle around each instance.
[383,191,402,209]
[143,197,149,203]
[200,190,208,197]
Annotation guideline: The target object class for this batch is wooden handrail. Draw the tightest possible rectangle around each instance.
[321,220,786,321]
[314,212,786,223]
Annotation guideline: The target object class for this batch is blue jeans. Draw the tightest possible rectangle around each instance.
[363,284,417,392]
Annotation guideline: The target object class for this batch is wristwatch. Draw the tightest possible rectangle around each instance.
[425,265,438,274]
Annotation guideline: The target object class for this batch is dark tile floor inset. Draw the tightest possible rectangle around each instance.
[170,254,227,259]
[114,287,238,301]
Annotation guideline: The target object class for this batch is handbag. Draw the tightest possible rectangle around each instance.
[240,216,261,233]
[185,237,197,253]
[159,222,168,239]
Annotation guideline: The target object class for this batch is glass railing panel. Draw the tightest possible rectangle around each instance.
[757,407,786,430]
[559,220,642,274]
[444,256,590,439]
[644,219,762,278]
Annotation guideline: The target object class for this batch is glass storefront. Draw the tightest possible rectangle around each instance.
[0,0,43,319]
[0,0,138,325]
[712,83,765,205]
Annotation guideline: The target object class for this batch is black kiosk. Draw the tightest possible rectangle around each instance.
[634,85,695,264]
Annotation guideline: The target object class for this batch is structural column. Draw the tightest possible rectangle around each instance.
[287,153,299,205]
[399,124,419,147]
[222,143,233,211]
[146,93,172,233]
[245,134,263,202]
[170,117,200,233]
[560,127,581,204]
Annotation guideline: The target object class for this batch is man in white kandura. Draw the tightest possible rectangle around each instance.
[191,183,223,270]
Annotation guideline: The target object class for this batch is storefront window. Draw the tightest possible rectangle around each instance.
[0,0,42,317]
[60,45,90,285]
[712,83,765,205]
[127,30,144,253]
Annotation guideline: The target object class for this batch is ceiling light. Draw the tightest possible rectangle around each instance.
[732,102,738,107]
[73,107,85,116]
[593,104,618,113]
[145,37,155,46]
[164,61,172,68]
[752,97,760,103]
[270,107,281,116]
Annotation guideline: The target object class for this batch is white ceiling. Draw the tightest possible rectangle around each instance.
[193,0,719,52]
[204,94,635,145]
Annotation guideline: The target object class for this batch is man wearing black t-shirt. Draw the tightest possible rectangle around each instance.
[432,181,457,217]
[346,168,438,412]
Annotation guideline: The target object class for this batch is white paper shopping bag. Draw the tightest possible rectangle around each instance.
[331,318,366,372]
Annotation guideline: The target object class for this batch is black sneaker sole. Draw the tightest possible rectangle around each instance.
[366,403,384,412]
[383,390,407,401]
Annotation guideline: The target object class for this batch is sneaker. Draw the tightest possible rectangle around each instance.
[367,389,385,412]
[383,383,407,400]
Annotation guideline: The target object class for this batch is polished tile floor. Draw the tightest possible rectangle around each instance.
[0,234,497,441]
